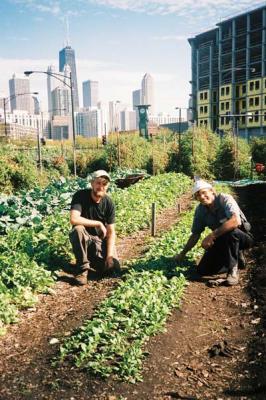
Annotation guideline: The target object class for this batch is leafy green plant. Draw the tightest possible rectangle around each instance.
[213,134,251,180]
[57,183,230,382]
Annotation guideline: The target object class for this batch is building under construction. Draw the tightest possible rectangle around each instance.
[189,5,266,138]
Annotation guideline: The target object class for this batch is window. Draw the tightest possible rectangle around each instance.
[226,86,230,96]
[255,97,260,106]
[264,95,266,106]
[236,86,240,97]
[221,87,225,96]
[204,105,208,113]
[221,117,224,125]
[242,85,246,94]
[242,100,246,109]
[226,102,230,110]
[249,97,254,106]
[250,81,254,91]
[204,92,208,100]
[200,93,204,100]
[200,106,203,114]
[254,112,259,122]
[255,80,260,90]
[264,112,266,122]
[221,102,225,110]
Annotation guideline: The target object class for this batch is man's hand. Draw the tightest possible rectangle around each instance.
[97,223,107,238]
[172,252,185,264]
[105,256,114,269]
[201,233,216,249]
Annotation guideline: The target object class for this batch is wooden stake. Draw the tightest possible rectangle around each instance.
[151,203,156,236]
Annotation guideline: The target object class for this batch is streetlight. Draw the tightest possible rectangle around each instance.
[220,112,253,179]
[175,107,182,149]
[175,107,189,170]
[2,92,38,138]
[114,101,121,167]
[24,70,77,177]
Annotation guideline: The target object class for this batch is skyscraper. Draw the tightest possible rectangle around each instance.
[51,86,71,117]
[83,80,99,108]
[132,89,141,126]
[59,45,79,110]
[49,64,72,117]
[9,74,31,113]
[132,89,141,110]
[47,65,58,114]
[189,4,266,137]
[141,73,155,114]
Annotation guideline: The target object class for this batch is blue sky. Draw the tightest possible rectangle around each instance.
[0,0,265,116]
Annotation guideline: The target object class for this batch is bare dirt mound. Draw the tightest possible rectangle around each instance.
[0,185,265,400]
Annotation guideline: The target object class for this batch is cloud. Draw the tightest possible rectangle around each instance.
[9,0,266,24]
[151,35,187,41]
[10,0,60,15]
[6,36,29,41]
[87,0,264,19]
[34,3,61,15]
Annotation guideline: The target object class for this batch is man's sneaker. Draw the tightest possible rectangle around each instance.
[238,251,246,270]
[74,270,88,285]
[226,265,239,286]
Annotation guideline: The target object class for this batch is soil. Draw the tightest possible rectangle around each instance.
[0,185,265,400]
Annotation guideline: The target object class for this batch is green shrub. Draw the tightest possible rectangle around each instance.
[251,137,266,179]
[168,127,219,179]
[213,133,251,180]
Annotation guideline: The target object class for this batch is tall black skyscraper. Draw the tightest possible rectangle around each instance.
[59,45,79,110]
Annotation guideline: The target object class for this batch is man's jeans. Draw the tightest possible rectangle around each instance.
[69,225,120,273]
[197,228,253,276]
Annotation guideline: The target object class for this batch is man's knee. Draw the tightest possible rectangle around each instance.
[70,225,86,238]
[72,225,86,234]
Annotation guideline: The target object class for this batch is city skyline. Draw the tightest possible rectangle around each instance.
[0,0,265,117]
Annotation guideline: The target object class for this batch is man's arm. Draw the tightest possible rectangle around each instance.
[201,213,239,249]
[70,209,107,238]
[173,233,201,263]
[105,223,116,268]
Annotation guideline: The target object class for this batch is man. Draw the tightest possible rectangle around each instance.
[173,179,253,286]
[69,170,119,285]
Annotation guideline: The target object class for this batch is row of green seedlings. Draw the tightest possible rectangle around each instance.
[56,183,231,382]
[0,168,147,233]
[56,209,201,383]
[0,173,191,335]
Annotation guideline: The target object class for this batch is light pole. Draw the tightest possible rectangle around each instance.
[113,101,121,167]
[175,107,182,150]
[2,92,38,138]
[24,70,77,177]
[220,112,253,179]
[175,107,189,170]
[36,116,42,173]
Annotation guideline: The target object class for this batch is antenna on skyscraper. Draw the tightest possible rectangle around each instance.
[64,15,70,47]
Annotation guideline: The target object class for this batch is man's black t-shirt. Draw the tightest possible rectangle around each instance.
[70,189,115,235]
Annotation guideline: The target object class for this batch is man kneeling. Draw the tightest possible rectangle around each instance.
[173,179,253,286]
[69,170,120,285]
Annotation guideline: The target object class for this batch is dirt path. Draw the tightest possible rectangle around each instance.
[0,194,191,399]
[0,185,265,400]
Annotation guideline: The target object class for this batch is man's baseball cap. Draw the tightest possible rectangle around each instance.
[91,170,111,181]
[192,179,213,195]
